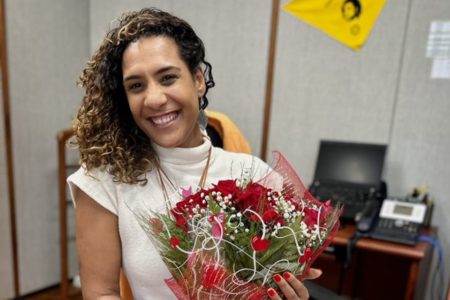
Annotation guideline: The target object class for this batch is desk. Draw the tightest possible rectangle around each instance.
[314,225,436,300]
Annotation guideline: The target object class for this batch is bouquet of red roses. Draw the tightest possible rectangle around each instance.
[137,152,342,299]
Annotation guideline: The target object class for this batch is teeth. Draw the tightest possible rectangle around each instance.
[152,113,177,125]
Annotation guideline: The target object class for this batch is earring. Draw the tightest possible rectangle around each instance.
[198,109,208,129]
[199,96,208,110]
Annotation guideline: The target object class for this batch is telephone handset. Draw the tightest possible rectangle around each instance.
[355,200,381,233]
[356,199,427,245]
[344,200,382,268]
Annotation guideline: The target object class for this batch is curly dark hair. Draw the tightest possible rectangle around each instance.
[74,8,215,184]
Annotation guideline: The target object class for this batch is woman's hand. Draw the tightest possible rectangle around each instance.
[267,268,322,300]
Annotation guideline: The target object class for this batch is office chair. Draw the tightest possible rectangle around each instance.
[205,110,252,154]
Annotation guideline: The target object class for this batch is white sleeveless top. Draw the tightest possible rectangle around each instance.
[67,138,270,299]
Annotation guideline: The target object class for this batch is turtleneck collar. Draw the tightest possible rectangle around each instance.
[152,136,213,165]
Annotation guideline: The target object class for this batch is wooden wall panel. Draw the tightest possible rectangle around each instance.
[1,0,16,297]
[0,68,15,300]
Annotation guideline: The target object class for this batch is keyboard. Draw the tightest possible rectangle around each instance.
[309,182,377,222]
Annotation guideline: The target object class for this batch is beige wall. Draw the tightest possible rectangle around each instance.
[387,1,450,294]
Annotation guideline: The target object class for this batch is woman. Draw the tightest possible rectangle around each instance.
[68,7,320,300]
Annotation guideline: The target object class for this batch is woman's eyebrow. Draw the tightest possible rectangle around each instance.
[123,66,181,83]
[123,75,140,83]
[156,66,181,74]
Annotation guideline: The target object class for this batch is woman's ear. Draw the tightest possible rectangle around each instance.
[194,68,206,97]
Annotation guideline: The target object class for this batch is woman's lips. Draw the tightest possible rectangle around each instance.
[149,111,179,127]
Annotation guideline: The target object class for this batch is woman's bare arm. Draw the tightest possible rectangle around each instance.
[75,189,123,300]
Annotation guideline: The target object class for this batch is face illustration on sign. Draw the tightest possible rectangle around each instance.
[341,0,362,21]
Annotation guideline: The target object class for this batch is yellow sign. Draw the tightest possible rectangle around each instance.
[283,0,387,50]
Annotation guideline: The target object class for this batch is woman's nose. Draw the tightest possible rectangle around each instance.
[143,86,168,108]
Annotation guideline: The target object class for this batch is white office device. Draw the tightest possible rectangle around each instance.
[370,199,427,245]
[379,199,427,223]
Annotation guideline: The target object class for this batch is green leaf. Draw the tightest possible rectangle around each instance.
[207,195,221,214]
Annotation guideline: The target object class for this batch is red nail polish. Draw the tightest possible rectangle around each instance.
[283,272,291,280]
[273,274,282,282]
[267,288,276,297]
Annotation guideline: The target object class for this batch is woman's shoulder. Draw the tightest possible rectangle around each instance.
[67,166,125,215]
[68,166,115,184]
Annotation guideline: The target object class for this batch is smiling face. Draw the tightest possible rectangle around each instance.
[343,2,356,19]
[122,36,206,148]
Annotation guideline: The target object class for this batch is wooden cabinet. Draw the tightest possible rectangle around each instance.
[313,225,436,300]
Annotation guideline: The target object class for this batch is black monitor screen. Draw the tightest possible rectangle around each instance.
[313,140,387,186]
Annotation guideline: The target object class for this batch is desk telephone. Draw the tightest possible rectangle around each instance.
[355,198,428,245]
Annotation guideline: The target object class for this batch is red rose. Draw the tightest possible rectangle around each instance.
[237,182,267,211]
[263,209,279,222]
[174,190,206,215]
[171,189,207,231]
[303,205,327,227]
[273,216,286,226]
[212,180,240,199]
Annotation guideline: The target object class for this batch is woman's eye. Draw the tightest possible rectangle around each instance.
[127,82,143,91]
[161,74,178,85]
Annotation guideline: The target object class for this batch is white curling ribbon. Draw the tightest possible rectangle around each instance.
[244,208,267,239]
[273,225,304,256]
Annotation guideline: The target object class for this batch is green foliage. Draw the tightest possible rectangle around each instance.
[207,196,221,214]
[154,214,192,280]
[221,216,308,286]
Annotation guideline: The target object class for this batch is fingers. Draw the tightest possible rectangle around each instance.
[266,270,321,299]
[303,268,322,280]
[267,287,282,300]
[283,272,309,299]
[267,273,309,300]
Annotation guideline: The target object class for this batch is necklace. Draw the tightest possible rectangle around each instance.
[156,146,212,215]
